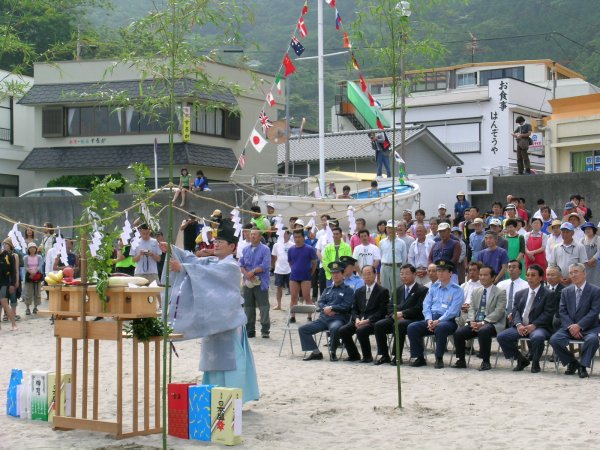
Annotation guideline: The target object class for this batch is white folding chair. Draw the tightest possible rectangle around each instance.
[278,304,319,356]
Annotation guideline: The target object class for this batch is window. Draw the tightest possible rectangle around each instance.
[191,106,236,138]
[572,150,600,173]
[42,107,64,137]
[479,66,524,86]
[407,72,447,93]
[457,72,477,87]
[0,173,19,197]
[67,106,122,136]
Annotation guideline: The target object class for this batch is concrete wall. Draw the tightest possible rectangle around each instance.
[474,172,600,218]
[0,190,242,242]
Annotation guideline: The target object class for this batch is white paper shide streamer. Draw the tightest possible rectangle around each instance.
[231,208,242,237]
[347,207,356,236]
[8,223,27,251]
[274,215,284,244]
[53,230,69,267]
[306,211,317,234]
[120,211,133,244]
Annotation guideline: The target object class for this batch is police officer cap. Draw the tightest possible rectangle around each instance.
[328,261,346,273]
[339,255,357,265]
[435,259,454,271]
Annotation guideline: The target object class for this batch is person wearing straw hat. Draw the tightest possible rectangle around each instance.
[0,238,18,331]
[22,242,43,315]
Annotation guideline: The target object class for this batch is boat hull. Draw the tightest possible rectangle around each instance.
[257,182,419,229]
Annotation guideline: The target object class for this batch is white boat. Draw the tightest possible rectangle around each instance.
[256,171,419,228]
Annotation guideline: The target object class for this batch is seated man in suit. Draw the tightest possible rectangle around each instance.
[452,265,506,371]
[373,263,427,365]
[549,263,600,378]
[407,260,464,369]
[497,264,554,373]
[339,265,389,363]
[299,261,355,362]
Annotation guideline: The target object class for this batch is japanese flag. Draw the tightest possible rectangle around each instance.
[249,129,267,153]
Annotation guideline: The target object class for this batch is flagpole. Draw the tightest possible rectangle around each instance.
[285,75,291,176]
[153,137,158,190]
[317,0,325,196]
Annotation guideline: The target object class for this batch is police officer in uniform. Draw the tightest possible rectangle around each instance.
[407,259,464,368]
[299,261,355,361]
[340,256,365,292]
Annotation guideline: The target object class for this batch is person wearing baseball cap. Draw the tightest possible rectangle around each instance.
[379,221,407,294]
[429,222,460,284]
[469,217,486,262]
[437,204,450,222]
[407,258,464,369]
[548,222,587,282]
[483,218,508,251]
[299,261,354,362]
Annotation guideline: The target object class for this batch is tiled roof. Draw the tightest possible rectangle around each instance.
[18,143,237,170]
[277,126,422,163]
[18,79,237,106]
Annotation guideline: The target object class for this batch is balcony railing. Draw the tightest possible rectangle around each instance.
[0,127,11,142]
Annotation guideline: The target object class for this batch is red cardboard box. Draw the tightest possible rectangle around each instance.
[168,383,194,439]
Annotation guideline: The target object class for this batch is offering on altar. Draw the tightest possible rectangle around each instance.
[211,387,243,446]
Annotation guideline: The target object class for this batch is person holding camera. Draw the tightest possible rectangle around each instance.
[132,224,163,287]
[369,132,391,179]
[512,116,532,175]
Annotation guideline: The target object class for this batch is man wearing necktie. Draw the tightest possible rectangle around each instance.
[339,265,389,363]
[373,264,428,365]
[497,260,528,327]
[452,266,506,371]
[550,263,600,378]
[497,264,554,373]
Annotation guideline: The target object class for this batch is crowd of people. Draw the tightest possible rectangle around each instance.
[241,193,600,378]
[3,191,600,380]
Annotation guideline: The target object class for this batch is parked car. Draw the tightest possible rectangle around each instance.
[19,187,90,198]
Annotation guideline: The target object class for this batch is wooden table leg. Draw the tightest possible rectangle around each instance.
[71,338,77,418]
[133,337,138,433]
[55,335,62,426]
[144,340,149,431]
[93,340,99,420]
[155,339,160,429]
[82,338,88,419]
[117,321,123,437]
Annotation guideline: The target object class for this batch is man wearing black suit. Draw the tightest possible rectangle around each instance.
[339,265,389,363]
[545,265,565,332]
[373,264,427,365]
[497,264,555,373]
[550,263,600,378]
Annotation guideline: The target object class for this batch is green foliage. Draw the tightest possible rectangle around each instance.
[79,175,123,306]
[124,317,173,341]
[47,173,126,193]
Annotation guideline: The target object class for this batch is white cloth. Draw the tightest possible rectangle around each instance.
[352,243,381,270]
[379,237,407,264]
[236,239,251,260]
[461,279,482,305]
[408,239,434,269]
[271,240,293,274]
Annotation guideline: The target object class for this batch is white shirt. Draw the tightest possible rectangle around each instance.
[271,240,294,274]
[546,233,563,260]
[497,277,529,302]
[236,239,251,260]
[408,239,433,269]
[461,279,482,304]
[353,243,381,270]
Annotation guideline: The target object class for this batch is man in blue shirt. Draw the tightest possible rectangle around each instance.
[340,256,365,292]
[240,229,272,338]
[299,261,355,361]
[407,259,464,368]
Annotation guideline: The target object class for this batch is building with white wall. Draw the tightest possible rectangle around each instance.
[17,60,279,189]
[334,60,600,175]
[0,71,35,195]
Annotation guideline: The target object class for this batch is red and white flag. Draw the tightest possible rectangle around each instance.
[266,92,275,107]
[249,129,267,153]
[326,0,336,8]
[297,17,308,38]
